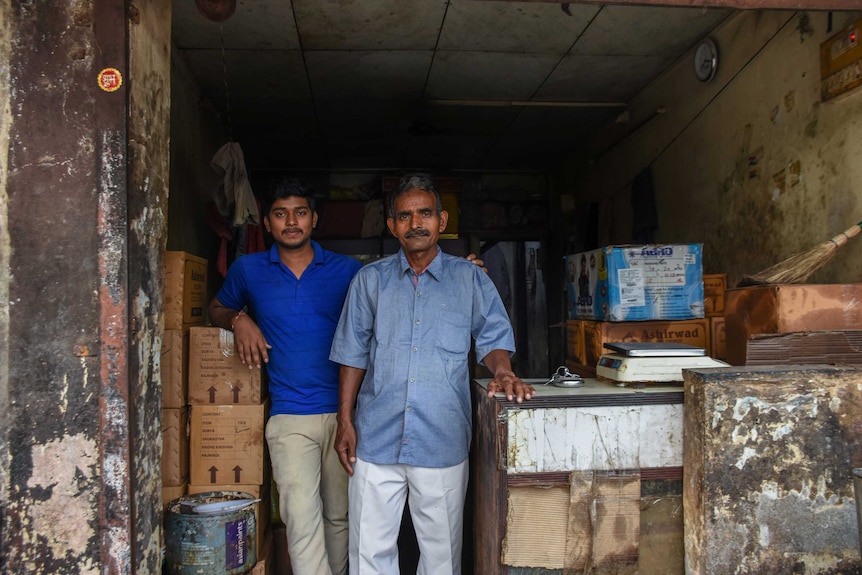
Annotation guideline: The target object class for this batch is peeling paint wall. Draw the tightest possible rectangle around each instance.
[128,1,171,573]
[559,9,862,286]
[2,1,105,572]
[684,365,862,574]
[0,0,13,549]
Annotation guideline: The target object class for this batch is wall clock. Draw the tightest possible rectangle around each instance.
[694,38,718,83]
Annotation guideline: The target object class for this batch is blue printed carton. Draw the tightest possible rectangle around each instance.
[565,244,704,322]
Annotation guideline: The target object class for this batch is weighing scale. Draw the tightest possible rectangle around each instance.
[596,342,729,387]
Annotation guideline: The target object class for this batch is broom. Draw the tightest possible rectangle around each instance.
[738,220,862,287]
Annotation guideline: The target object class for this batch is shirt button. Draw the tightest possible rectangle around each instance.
[415,319,420,324]
[406,407,413,412]
[409,378,415,382]
[417,292,422,296]
[412,347,418,352]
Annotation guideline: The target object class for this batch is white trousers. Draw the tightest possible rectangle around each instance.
[266,413,349,575]
[348,457,469,575]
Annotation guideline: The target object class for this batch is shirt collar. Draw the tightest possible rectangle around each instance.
[397,247,443,282]
[268,240,325,265]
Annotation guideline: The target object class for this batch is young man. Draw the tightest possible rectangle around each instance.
[330,174,534,574]
[209,178,487,574]
[209,179,361,575]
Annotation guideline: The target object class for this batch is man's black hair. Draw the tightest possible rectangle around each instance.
[263,177,316,215]
[388,174,442,218]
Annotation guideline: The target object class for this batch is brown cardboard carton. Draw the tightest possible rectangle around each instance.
[188,481,272,557]
[709,317,727,362]
[165,251,208,329]
[162,407,189,486]
[189,401,269,486]
[724,284,862,365]
[189,327,265,405]
[161,329,189,408]
[703,273,727,317]
[566,320,585,364]
[582,318,710,367]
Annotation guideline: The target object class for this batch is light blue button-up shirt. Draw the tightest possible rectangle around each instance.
[329,248,515,468]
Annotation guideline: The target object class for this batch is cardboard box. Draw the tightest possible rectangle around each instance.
[565,244,704,322]
[709,317,727,362]
[161,329,189,408]
[189,327,265,405]
[724,284,862,365]
[162,407,189,486]
[162,484,187,513]
[188,481,272,557]
[189,401,269,486]
[165,251,208,329]
[565,320,585,364]
[703,273,727,317]
[581,318,710,367]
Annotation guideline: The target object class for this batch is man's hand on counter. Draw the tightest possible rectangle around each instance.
[487,371,535,403]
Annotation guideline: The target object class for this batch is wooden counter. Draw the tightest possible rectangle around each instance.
[470,378,685,575]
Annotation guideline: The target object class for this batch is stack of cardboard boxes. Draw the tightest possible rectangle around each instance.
[564,244,721,375]
[161,251,274,574]
[161,251,208,507]
[186,325,272,570]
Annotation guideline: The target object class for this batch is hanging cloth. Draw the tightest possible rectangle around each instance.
[211,141,259,227]
[206,201,234,278]
[244,198,266,255]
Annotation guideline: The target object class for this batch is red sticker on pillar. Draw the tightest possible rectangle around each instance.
[97,68,123,92]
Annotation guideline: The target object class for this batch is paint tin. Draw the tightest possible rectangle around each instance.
[165,490,257,575]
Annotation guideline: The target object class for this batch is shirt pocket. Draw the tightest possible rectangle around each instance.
[436,310,471,354]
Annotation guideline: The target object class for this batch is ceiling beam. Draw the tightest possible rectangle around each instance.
[470,0,860,10]
[427,99,627,108]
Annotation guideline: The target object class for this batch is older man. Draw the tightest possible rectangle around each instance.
[330,174,534,574]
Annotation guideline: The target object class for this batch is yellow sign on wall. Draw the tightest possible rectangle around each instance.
[821,18,862,101]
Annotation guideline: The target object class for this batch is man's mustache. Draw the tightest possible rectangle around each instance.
[404,229,431,238]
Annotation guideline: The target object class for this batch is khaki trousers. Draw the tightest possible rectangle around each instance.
[266,413,349,575]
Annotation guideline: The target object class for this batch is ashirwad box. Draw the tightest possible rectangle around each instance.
[566,244,704,322]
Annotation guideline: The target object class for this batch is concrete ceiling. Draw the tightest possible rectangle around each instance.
[172,0,733,172]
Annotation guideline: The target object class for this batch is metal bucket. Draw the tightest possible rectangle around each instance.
[165,490,257,575]
[854,469,862,556]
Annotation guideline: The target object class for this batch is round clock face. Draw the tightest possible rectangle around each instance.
[694,38,718,83]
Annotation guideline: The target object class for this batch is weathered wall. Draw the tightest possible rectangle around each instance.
[0,0,12,571]
[684,365,862,574]
[0,0,12,557]
[558,9,862,287]
[0,0,171,572]
[2,1,107,572]
[128,0,171,572]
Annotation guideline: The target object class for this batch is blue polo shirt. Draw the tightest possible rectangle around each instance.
[217,241,363,415]
[329,248,515,467]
